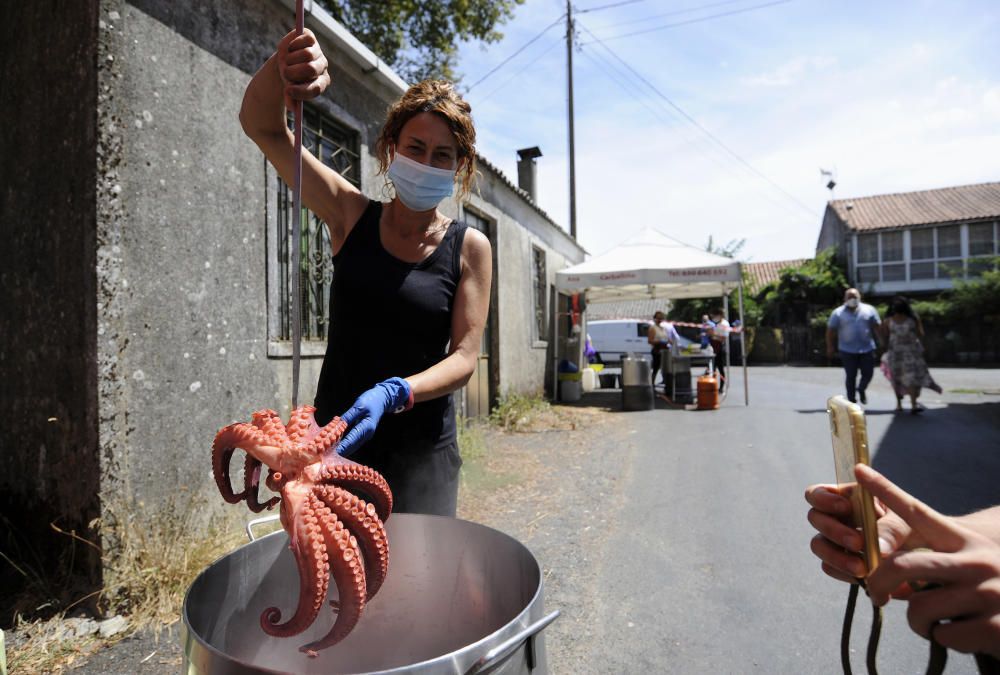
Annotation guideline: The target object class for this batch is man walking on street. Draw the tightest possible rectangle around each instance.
[826,288,881,404]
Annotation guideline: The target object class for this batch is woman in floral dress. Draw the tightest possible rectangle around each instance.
[881,296,942,414]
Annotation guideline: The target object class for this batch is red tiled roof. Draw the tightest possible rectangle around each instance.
[830,181,1000,231]
[744,259,808,294]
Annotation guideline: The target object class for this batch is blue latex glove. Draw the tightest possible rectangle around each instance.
[336,377,412,457]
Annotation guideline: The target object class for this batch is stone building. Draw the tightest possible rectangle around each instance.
[1,0,583,593]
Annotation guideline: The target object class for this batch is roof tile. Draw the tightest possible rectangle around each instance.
[830,181,1000,231]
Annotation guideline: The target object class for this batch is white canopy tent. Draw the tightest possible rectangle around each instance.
[555,227,749,405]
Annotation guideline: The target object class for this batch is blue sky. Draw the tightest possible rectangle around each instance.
[455,0,1000,263]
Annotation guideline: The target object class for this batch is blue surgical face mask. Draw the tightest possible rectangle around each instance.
[845,298,859,309]
[386,153,457,211]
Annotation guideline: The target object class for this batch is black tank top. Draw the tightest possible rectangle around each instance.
[314,200,465,460]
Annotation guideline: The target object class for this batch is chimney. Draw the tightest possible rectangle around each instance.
[516,146,543,202]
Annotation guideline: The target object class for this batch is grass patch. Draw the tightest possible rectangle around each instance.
[949,388,985,394]
[488,391,552,431]
[457,419,488,460]
[99,496,244,627]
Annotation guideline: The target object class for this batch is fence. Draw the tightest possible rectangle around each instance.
[745,319,1000,365]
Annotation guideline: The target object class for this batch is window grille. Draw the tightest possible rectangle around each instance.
[532,245,547,342]
[935,225,962,279]
[857,265,879,283]
[882,264,906,281]
[910,228,934,260]
[881,231,903,261]
[857,234,878,263]
[910,262,935,280]
[937,225,961,258]
[277,107,360,341]
[969,222,996,256]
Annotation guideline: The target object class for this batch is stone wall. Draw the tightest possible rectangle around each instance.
[1,0,585,593]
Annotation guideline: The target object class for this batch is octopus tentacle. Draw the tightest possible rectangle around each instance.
[260,496,328,637]
[310,417,349,456]
[211,423,261,504]
[314,463,393,521]
[317,485,389,599]
[251,409,289,443]
[299,493,367,655]
[243,455,280,512]
[285,405,319,444]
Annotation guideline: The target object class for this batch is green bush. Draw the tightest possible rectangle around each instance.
[488,391,550,431]
[758,247,849,326]
[950,264,1000,319]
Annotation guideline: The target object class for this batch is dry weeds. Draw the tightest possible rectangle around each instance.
[5,496,244,674]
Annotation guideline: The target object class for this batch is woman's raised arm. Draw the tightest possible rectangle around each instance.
[239,29,368,248]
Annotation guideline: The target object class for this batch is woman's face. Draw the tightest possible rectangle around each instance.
[395,112,461,171]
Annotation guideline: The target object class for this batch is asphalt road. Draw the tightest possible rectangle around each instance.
[539,365,1000,674]
[66,366,999,673]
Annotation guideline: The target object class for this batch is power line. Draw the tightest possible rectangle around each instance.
[592,0,768,30]
[577,0,653,13]
[580,0,795,44]
[576,20,817,218]
[577,47,673,126]
[466,14,566,91]
[576,41,813,220]
[475,37,564,104]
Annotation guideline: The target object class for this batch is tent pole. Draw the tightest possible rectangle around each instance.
[723,294,730,401]
[738,281,748,406]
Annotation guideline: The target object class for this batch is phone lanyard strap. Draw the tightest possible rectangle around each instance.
[841,582,884,675]
[840,582,950,675]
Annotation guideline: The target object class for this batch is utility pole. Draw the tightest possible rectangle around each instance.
[566,0,578,240]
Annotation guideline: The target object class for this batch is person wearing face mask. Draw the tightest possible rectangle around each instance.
[880,295,942,414]
[239,29,491,516]
[826,288,881,404]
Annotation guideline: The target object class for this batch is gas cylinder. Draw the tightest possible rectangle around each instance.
[697,375,719,410]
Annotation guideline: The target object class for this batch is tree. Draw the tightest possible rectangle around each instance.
[316,0,524,83]
[670,236,759,326]
[757,247,848,326]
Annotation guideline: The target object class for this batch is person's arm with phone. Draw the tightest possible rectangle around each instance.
[805,465,1000,657]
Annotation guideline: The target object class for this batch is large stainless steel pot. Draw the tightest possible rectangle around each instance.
[621,356,653,410]
[182,513,558,674]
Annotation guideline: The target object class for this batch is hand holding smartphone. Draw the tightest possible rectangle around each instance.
[827,395,880,576]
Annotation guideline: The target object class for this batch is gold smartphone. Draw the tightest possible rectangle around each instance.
[826,395,880,575]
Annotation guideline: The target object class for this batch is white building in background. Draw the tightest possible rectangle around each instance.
[815,182,1000,296]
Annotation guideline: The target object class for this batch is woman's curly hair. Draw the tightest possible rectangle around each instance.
[375,80,477,198]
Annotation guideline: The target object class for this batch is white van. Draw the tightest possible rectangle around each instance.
[587,319,692,365]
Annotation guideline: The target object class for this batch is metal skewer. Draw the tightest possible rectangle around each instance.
[290,0,305,408]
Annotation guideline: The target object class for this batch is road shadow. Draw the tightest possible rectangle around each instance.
[869,401,1000,516]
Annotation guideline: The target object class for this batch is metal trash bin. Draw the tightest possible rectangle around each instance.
[621,356,654,411]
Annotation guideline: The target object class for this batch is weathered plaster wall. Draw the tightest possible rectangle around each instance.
[97,1,406,531]
[815,205,845,255]
[466,166,584,398]
[0,1,102,590]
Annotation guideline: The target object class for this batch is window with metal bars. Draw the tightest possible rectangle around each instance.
[277,106,361,341]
